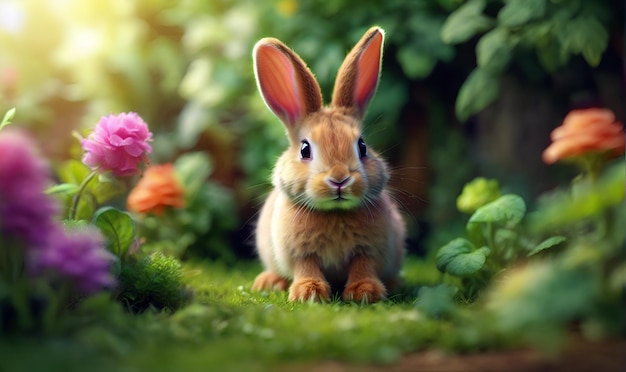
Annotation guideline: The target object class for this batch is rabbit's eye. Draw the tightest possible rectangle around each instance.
[300,140,311,159]
[358,138,367,158]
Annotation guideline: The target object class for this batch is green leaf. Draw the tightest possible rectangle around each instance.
[441,0,492,44]
[559,16,608,66]
[488,262,598,333]
[536,39,570,72]
[45,183,80,196]
[457,177,501,214]
[498,0,546,27]
[476,27,513,72]
[93,207,136,258]
[0,107,16,130]
[520,20,552,45]
[415,283,458,318]
[495,228,518,247]
[528,236,566,256]
[57,159,91,185]
[62,219,90,229]
[468,194,526,227]
[436,238,489,276]
[609,262,626,292]
[396,48,437,79]
[436,238,474,272]
[528,160,625,232]
[446,246,490,276]
[176,101,213,149]
[455,68,499,122]
[175,151,213,200]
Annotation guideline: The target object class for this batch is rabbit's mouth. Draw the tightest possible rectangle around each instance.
[332,187,351,202]
[309,194,361,211]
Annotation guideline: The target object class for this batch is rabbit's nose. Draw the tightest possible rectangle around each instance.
[326,176,353,189]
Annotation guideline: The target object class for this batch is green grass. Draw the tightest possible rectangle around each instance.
[0,257,504,371]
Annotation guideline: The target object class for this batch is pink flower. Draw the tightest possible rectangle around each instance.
[81,112,153,177]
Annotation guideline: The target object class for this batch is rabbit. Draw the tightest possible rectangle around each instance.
[250,26,405,303]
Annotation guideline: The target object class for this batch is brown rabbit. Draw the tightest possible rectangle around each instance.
[251,26,405,303]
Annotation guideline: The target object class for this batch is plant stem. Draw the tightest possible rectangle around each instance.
[69,170,97,220]
[580,153,604,184]
[0,241,24,284]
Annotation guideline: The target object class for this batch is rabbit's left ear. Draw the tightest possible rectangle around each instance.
[332,27,384,118]
[253,38,322,130]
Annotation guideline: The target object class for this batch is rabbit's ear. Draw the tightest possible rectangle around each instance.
[332,27,384,118]
[254,38,322,129]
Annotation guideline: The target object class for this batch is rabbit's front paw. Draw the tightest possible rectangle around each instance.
[289,278,331,302]
[251,271,289,291]
[343,278,386,303]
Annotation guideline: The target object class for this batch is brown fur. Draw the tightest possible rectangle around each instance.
[251,27,405,303]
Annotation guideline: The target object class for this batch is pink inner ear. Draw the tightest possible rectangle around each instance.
[354,31,383,112]
[255,44,303,125]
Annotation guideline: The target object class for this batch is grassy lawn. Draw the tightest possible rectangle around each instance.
[0,257,512,371]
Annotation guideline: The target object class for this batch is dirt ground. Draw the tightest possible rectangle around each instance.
[295,337,626,372]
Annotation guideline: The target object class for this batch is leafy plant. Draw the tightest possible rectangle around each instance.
[441,108,625,347]
[0,107,15,130]
[485,161,625,348]
[528,160,625,233]
[132,152,238,261]
[83,200,190,314]
[442,0,615,121]
[435,178,567,299]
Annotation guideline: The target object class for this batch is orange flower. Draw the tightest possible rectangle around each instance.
[127,164,185,214]
[542,108,625,164]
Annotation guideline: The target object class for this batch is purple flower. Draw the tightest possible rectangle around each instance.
[81,112,153,177]
[0,129,58,247]
[0,129,116,295]
[31,226,116,294]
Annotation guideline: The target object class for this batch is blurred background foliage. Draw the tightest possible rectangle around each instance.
[0,0,623,258]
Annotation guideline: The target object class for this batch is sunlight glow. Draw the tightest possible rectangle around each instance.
[0,0,25,33]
